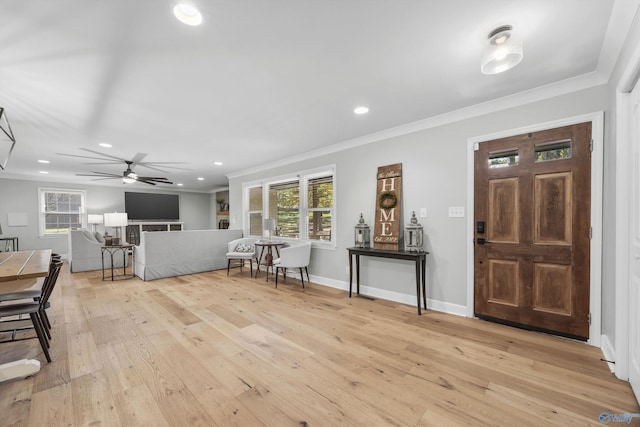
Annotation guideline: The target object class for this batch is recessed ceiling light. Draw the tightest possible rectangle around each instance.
[177,183,184,186]
[38,160,50,164]
[197,177,204,181]
[173,3,203,26]
[39,171,48,174]
[354,106,369,115]
[99,143,112,148]
[214,161,223,166]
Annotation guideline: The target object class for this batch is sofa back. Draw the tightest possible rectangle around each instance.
[134,229,242,280]
[68,229,127,272]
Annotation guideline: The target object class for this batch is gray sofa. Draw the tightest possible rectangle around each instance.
[68,229,128,272]
[133,229,242,281]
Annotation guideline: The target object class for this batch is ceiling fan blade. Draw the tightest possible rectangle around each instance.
[138,161,191,172]
[137,176,170,180]
[139,177,173,185]
[136,179,157,186]
[89,177,122,181]
[78,148,131,162]
[79,161,124,165]
[57,153,123,162]
[76,172,121,178]
[130,152,148,165]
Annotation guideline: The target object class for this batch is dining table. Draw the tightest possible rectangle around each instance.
[0,249,52,383]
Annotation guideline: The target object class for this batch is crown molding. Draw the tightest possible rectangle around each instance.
[227,71,606,180]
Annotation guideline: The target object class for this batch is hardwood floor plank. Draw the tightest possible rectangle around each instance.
[146,288,202,326]
[70,371,121,426]
[27,382,74,426]
[0,379,33,427]
[112,384,171,427]
[67,331,102,380]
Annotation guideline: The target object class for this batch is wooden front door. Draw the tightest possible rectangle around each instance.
[474,123,592,340]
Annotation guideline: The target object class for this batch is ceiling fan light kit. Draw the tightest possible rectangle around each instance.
[481,25,523,75]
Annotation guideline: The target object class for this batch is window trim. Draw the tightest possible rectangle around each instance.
[242,165,336,248]
[38,187,87,237]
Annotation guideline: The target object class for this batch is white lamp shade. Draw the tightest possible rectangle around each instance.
[103,212,128,227]
[88,214,103,225]
[263,218,276,231]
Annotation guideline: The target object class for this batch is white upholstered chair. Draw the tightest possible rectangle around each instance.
[273,242,311,288]
[226,237,258,276]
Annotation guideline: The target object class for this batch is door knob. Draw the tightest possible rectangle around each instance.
[635,254,640,260]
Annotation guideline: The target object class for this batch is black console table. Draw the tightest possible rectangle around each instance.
[0,237,18,252]
[347,247,429,315]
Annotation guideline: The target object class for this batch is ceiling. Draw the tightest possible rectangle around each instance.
[0,0,636,192]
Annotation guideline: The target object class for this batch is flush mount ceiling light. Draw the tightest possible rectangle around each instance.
[173,3,203,26]
[214,161,223,166]
[481,25,523,75]
[354,106,369,115]
[99,142,112,148]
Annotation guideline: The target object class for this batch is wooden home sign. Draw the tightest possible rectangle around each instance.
[373,163,402,250]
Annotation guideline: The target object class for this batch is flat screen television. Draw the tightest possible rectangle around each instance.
[124,192,180,221]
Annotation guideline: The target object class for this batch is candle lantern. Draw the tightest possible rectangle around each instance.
[354,213,371,248]
[404,211,424,252]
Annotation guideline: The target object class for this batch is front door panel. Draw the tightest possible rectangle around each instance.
[474,123,591,340]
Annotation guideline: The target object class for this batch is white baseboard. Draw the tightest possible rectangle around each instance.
[600,334,616,373]
[308,274,467,317]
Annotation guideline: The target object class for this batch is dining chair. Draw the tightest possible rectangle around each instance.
[226,237,258,276]
[0,259,63,361]
[273,242,311,288]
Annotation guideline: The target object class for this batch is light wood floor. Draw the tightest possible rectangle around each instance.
[1,262,638,426]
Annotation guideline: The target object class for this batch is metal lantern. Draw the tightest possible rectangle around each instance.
[404,211,424,252]
[354,213,371,248]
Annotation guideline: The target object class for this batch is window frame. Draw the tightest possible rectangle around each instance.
[245,184,264,237]
[242,165,336,248]
[38,187,87,237]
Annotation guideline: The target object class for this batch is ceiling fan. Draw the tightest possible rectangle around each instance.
[58,148,189,186]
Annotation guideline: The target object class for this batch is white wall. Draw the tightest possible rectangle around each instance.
[0,178,214,256]
[229,84,609,311]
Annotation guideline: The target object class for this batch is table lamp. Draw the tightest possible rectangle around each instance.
[263,218,276,241]
[104,212,128,245]
[88,214,103,233]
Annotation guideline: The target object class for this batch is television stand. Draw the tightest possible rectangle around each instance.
[126,222,183,245]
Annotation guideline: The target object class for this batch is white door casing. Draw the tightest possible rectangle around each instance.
[628,79,640,401]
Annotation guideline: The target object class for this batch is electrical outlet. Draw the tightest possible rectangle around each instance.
[345,266,350,275]
[420,208,427,218]
[448,207,465,218]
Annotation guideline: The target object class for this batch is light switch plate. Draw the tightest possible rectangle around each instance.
[448,207,465,217]
[420,208,427,218]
